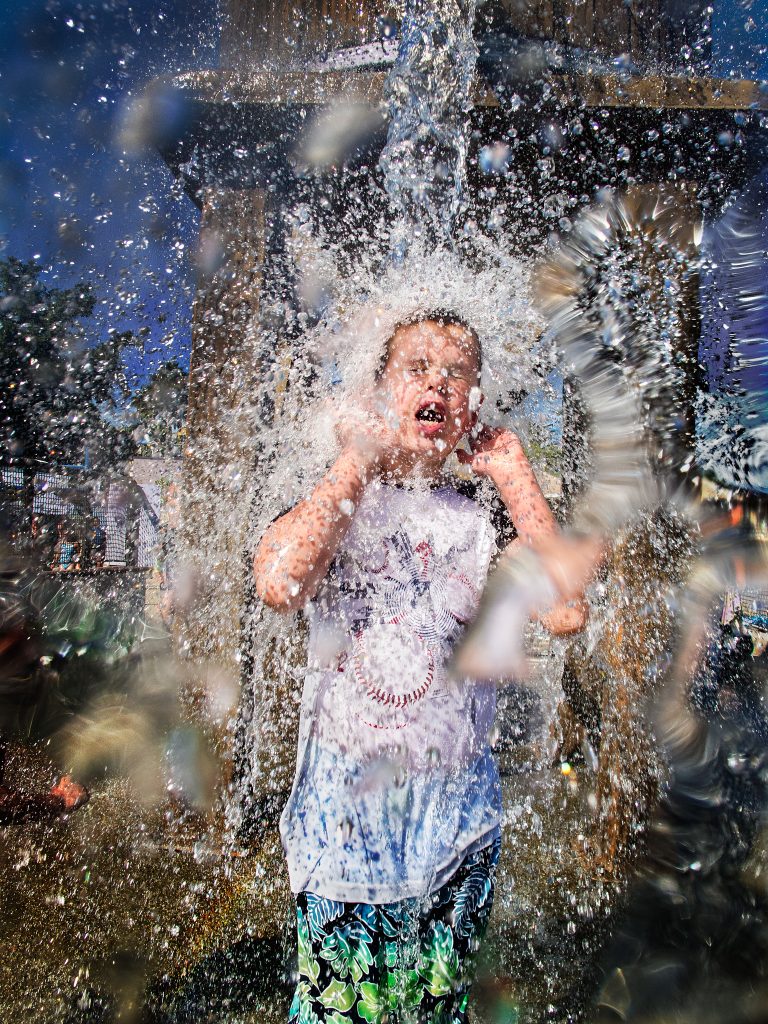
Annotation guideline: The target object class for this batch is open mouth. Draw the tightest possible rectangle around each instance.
[415,401,446,424]
[415,399,447,436]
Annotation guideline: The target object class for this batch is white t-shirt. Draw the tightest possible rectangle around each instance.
[280,480,502,904]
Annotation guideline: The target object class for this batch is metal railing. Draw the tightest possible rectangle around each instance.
[1,463,159,573]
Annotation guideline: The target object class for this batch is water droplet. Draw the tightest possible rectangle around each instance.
[381,17,398,39]
[478,142,511,174]
[337,817,354,844]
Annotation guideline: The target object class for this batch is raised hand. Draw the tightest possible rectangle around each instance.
[456,426,525,478]
[333,398,385,458]
[333,395,424,481]
[460,424,561,548]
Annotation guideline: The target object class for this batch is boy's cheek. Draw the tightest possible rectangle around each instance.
[451,408,473,436]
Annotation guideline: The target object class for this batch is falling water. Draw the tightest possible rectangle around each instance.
[379,0,479,253]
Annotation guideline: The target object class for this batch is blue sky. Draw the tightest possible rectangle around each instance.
[712,0,768,78]
[0,0,219,387]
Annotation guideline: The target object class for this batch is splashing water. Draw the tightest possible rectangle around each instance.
[379,0,479,255]
[455,188,699,680]
[232,238,548,836]
[535,188,698,532]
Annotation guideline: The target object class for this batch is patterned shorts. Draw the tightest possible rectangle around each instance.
[289,837,501,1024]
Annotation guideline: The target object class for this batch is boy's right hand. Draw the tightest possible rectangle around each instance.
[334,402,383,456]
[334,401,415,477]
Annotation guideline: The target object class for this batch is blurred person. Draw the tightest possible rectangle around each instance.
[254,312,586,1024]
[0,741,88,824]
[0,547,89,824]
[50,519,82,572]
[84,514,106,570]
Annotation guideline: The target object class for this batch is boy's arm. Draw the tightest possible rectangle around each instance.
[254,446,376,613]
[460,427,588,634]
[460,427,558,544]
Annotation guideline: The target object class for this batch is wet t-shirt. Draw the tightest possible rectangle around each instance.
[280,480,502,904]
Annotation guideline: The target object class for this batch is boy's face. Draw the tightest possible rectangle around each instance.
[377,320,481,466]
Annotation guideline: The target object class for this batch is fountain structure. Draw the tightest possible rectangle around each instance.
[137,2,768,1020]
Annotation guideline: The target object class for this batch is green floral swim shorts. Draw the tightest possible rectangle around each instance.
[289,837,501,1024]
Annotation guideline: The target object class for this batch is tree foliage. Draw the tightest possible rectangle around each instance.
[0,257,136,468]
[524,418,562,474]
[132,359,188,457]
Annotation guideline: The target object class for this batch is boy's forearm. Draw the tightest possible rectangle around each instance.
[490,445,594,636]
[488,438,558,546]
[254,447,374,611]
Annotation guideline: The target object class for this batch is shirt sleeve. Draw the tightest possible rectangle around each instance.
[452,475,517,565]
[486,490,517,551]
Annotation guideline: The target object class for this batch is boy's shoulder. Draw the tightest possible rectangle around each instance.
[448,474,483,505]
[443,474,516,548]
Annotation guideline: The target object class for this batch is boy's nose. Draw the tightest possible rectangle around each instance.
[425,369,448,393]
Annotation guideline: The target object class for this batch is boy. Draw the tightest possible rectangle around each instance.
[254,313,579,1023]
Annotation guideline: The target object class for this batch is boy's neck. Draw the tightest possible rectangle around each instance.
[380,458,450,489]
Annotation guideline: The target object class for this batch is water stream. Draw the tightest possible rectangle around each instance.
[380,0,479,255]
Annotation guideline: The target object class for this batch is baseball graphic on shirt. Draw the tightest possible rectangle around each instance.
[350,623,435,729]
[342,532,479,730]
[384,539,476,642]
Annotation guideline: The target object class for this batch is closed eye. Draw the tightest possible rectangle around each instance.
[446,367,475,385]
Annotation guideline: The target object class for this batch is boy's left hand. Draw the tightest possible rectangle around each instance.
[456,426,524,478]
